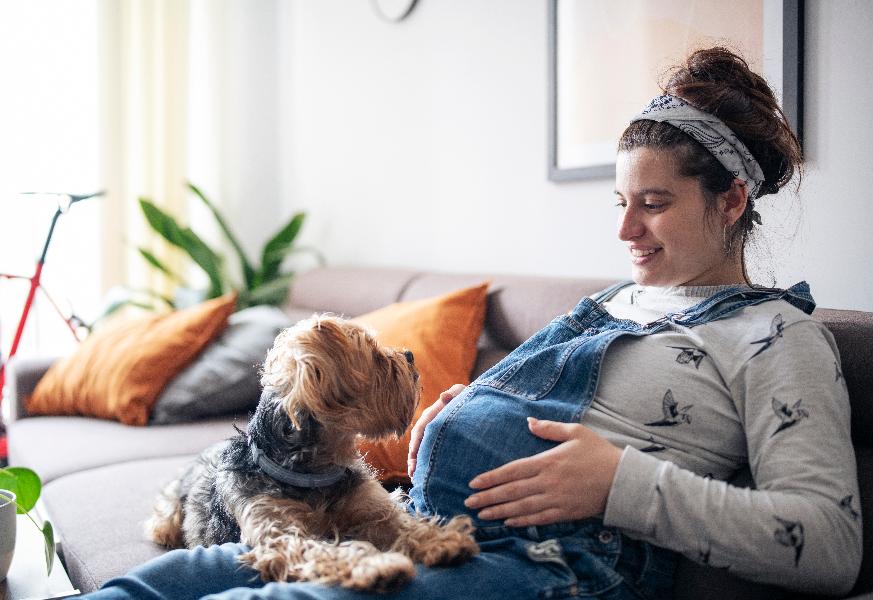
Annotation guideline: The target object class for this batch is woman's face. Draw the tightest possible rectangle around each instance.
[614,147,740,287]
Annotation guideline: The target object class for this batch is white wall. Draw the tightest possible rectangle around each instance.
[786,0,873,310]
[241,0,873,310]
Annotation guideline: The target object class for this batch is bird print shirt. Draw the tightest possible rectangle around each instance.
[585,284,861,596]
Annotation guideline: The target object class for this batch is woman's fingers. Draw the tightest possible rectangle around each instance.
[445,383,467,397]
[468,454,543,490]
[407,384,467,478]
[407,405,442,478]
[504,508,564,528]
[475,493,551,522]
[465,473,540,509]
[526,417,581,442]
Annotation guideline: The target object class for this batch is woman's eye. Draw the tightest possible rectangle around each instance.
[644,203,664,210]
[614,201,627,208]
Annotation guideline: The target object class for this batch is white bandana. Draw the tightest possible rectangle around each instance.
[631,94,765,200]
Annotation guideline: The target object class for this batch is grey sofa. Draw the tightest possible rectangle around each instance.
[7,266,873,599]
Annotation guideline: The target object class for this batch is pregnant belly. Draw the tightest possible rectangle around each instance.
[408,385,564,526]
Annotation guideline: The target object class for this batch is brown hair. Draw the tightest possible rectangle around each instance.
[618,47,802,256]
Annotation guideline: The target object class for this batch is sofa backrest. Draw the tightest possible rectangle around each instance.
[287,266,873,597]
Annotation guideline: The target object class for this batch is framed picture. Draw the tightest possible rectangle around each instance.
[548,0,803,182]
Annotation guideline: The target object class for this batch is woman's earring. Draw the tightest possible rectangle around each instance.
[723,225,733,255]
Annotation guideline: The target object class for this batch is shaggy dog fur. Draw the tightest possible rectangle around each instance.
[145,315,478,591]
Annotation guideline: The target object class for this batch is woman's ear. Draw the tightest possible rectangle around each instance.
[719,178,749,226]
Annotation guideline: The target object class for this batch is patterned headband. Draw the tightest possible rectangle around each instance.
[630,94,765,201]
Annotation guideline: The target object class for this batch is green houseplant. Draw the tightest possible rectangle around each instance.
[0,466,54,575]
[117,182,320,313]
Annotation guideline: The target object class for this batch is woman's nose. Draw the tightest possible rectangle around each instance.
[617,207,644,241]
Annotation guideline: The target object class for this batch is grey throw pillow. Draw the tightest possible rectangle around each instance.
[149,305,294,424]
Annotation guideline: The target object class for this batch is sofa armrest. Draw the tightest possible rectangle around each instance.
[4,356,58,422]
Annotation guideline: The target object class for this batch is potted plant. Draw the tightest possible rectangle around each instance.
[104,182,322,315]
[0,466,54,575]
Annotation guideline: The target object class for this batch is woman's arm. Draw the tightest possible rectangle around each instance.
[603,321,861,595]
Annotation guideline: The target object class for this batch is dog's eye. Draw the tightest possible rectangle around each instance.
[403,350,415,364]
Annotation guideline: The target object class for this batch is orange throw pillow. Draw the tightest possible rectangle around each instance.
[354,282,488,484]
[27,294,237,426]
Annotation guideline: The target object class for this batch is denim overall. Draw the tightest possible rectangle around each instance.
[408,280,816,600]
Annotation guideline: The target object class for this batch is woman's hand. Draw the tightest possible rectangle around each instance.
[407,384,467,479]
[464,418,622,527]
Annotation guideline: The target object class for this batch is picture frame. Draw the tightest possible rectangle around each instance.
[548,0,803,182]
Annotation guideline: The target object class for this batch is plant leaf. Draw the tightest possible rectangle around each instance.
[42,520,55,574]
[241,274,294,307]
[139,197,189,248]
[275,244,327,267]
[0,467,41,513]
[298,245,327,266]
[138,198,224,298]
[187,182,256,290]
[90,286,176,326]
[137,247,186,283]
[126,287,176,308]
[178,229,225,298]
[259,213,306,283]
[91,297,170,326]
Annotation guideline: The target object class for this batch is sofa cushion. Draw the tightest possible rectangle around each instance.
[812,308,873,447]
[150,305,294,424]
[354,282,489,483]
[26,294,237,426]
[42,456,193,593]
[8,415,243,484]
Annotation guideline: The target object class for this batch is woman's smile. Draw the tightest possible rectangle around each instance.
[629,246,662,263]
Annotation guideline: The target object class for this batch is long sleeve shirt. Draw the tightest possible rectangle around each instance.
[585,284,861,596]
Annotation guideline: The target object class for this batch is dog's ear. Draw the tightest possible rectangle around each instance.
[260,316,363,428]
[261,324,307,428]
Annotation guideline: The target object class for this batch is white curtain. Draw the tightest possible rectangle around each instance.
[98,0,283,300]
[98,0,191,298]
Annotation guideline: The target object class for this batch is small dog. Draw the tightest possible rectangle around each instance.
[145,315,478,591]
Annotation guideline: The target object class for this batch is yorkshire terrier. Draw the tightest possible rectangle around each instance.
[145,314,478,591]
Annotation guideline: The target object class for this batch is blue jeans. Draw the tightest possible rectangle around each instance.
[89,521,675,599]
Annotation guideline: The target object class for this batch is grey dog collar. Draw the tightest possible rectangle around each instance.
[250,441,348,488]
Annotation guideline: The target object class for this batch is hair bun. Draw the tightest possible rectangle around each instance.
[663,47,802,197]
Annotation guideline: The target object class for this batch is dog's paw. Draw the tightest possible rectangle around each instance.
[143,514,185,548]
[240,546,296,582]
[346,552,415,592]
[416,515,479,566]
[144,479,185,548]
[444,514,476,536]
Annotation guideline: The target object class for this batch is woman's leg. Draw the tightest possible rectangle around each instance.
[202,537,583,600]
[82,543,261,600]
[82,533,673,600]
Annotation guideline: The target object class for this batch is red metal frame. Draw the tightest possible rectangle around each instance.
[0,192,102,461]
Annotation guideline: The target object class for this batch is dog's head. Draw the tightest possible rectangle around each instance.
[260,314,420,438]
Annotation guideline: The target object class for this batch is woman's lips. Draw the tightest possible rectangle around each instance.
[630,247,662,265]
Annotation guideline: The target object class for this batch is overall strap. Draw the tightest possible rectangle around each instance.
[589,280,635,304]
[670,281,816,327]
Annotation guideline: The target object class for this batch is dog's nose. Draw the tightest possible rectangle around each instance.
[403,350,415,364]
